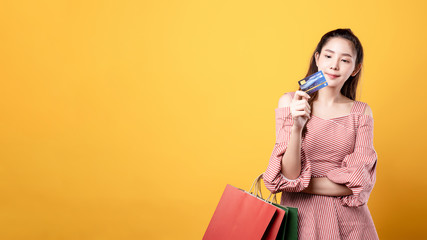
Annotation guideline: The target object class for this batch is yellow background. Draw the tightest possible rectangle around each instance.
[1,0,426,239]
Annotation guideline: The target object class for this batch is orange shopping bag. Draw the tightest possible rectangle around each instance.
[203,174,288,240]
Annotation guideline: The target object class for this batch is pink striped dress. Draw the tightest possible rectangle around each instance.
[264,91,379,240]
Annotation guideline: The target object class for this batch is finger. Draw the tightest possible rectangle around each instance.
[305,101,311,111]
[295,112,310,120]
[294,101,307,111]
[295,111,310,119]
[295,99,308,106]
[294,111,309,118]
[294,90,311,101]
[293,91,302,101]
[294,90,311,100]
[295,99,310,110]
[292,111,304,118]
[298,109,311,118]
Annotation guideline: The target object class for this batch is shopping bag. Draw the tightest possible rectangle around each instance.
[248,174,299,240]
[203,175,287,240]
[271,202,298,240]
[257,175,298,240]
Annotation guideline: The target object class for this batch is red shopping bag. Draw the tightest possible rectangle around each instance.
[203,184,287,240]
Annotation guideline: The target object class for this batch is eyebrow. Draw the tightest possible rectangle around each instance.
[325,49,353,58]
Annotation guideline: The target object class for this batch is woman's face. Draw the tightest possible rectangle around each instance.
[315,37,361,88]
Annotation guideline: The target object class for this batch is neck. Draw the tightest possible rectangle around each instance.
[316,87,345,106]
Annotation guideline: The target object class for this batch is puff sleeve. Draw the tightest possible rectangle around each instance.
[326,115,378,207]
[263,106,312,194]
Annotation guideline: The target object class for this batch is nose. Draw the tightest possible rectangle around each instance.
[330,59,339,70]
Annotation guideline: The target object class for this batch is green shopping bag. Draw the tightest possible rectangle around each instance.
[271,202,298,240]
[253,174,298,240]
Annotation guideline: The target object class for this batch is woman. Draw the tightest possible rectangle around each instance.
[263,28,379,239]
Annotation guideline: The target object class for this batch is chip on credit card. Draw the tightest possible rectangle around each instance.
[298,70,328,94]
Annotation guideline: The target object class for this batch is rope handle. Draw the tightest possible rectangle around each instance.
[267,192,278,204]
[248,173,264,198]
[248,173,279,205]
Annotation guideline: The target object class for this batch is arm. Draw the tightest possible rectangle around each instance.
[301,177,353,196]
[324,104,378,207]
[264,93,312,193]
[301,106,375,199]
[280,94,304,180]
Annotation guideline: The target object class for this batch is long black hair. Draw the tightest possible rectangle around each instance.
[300,28,364,137]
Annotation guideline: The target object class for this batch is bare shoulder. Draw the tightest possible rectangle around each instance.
[363,103,373,117]
[278,92,294,108]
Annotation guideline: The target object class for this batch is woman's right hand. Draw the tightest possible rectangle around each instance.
[290,90,311,131]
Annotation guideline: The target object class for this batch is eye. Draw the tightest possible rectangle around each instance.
[342,59,350,63]
[324,55,331,58]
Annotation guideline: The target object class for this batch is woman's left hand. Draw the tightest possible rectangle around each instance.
[301,177,353,196]
[301,179,314,194]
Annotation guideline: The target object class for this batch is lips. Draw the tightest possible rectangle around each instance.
[326,73,340,79]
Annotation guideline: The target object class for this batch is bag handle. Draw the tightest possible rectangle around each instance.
[248,173,264,198]
[266,192,278,204]
[248,173,280,205]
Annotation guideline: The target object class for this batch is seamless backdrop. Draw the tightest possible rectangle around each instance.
[1,0,426,239]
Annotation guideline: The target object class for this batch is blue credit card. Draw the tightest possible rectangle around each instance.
[298,70,328,94]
